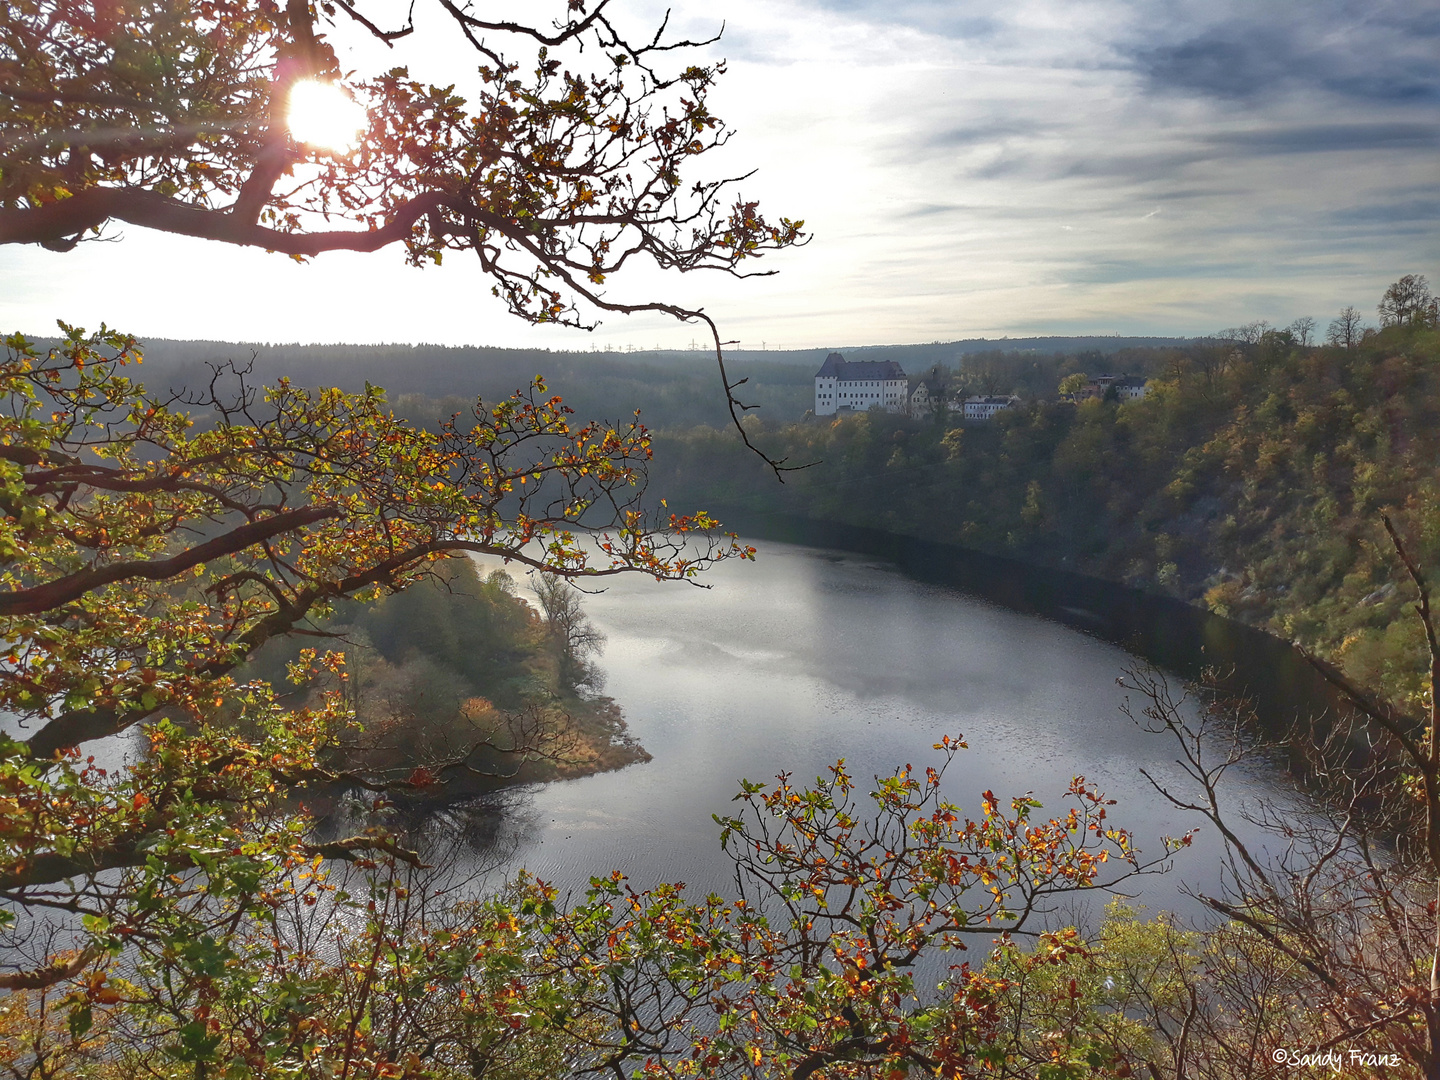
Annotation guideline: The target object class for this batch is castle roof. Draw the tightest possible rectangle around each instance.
[814,352,907,381]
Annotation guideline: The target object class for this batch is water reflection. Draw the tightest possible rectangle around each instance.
[461,539,1291,929]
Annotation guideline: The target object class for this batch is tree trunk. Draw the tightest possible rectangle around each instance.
[1427,1001,1440,1080]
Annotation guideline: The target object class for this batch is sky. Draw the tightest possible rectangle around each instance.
[2,0,1437,351]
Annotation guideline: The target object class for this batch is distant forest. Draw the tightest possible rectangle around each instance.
[122,334,1188,431]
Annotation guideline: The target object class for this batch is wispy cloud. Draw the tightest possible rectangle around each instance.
[2,0,1436,350]
[1133,3,1440,106]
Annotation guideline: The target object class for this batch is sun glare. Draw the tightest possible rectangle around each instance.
[286,80,367,153]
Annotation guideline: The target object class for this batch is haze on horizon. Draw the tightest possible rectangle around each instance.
[2,0,1436,352]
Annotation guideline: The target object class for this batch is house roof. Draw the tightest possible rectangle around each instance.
[815,353,907,381]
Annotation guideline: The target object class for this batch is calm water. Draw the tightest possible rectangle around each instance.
[469,539,1289,926]
[0,538,1298,972]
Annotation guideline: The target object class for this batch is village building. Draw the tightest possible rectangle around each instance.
[960,395,1020,421]
[1073,374,1150,402]
[813,353,908,415]
[1111,375,1149,401]
[906,364,950,417]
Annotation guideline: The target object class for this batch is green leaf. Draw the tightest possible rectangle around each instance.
[68,1003,93,1039]
[173,1021,222,1062]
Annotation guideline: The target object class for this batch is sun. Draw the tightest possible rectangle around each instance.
[286,79,368,154]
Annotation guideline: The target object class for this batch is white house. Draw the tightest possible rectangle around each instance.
[814,353,908,415]
[1112,375,1149,401]
[1076,374,1149,402]
[960,395,1020,421]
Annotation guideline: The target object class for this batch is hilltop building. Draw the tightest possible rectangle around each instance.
[814,353,908,415]
[960,395,1021,421]
[1072,374,1149,402]
[906,364,950,417]
[1110,375,1149,401]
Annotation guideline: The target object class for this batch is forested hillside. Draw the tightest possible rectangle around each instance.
[126,339,818,429]
[650,315,1440,708]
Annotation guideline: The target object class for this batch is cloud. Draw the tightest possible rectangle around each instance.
[1139,34,1292,101]
[1210,123,1440,155]
[1132,2,1440,106]
[5,0,1437,350]
[900,203,968,219]
[1066,259,1259,286]
[805,0,1004,42]
[1326,198,1440,243]
[921,118,1058,150]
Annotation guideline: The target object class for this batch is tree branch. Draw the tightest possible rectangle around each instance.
[0,187,452,255]
[0,505,339,617]
[0,946,102,991]
[1298,647,1427,767]
[301,834,426,869]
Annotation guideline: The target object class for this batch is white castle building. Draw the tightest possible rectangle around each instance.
[814,353,908,416]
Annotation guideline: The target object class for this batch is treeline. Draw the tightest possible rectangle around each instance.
[124,339,816,429]
[650,283,1440,709]
[885,344,1168,402]
[118,334,1185,432]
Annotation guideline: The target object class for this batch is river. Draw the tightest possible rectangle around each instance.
[466,538,1295,927]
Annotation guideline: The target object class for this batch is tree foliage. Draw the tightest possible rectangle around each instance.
[1326,306,1367,350]
[1,721,1184,1078]
[0,0,805,466]
[241,557,645,790]
[0,0,802,299]
[0,323,748,1010]
[1379,275,1438,329]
